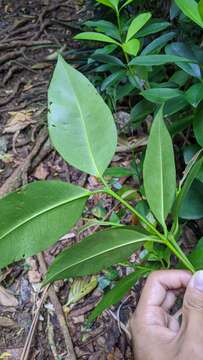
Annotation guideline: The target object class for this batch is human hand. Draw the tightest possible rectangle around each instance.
[130,270,203,360]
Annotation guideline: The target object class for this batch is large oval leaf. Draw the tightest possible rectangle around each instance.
[143,107,176,229]
[48,55,117,176]
[0,181,90,269]
[44,227,155,284]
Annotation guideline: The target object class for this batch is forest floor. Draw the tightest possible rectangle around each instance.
[0,1,141,359]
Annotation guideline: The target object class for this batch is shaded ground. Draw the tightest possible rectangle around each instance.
[0,1,136,359]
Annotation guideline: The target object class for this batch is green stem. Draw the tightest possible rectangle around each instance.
[98,177,195,273]
[116,10,122,38]
[107,187,162,237]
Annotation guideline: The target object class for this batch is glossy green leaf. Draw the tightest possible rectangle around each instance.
[180,179,203,219]
[173,156,203,220]
[96,0,116,10]
[48,55,117,176]
[185,83,203,107]
[169,115,194,136]
[183,145,203,183]
[193,102,203,147]
[88,269,147,322]
[170,2,181,20]
[74,32,119,45]
[109,0,120,10]
[0,181,89,269]
[120,0,136,10]
[122,39,140,56]
[165,43,201,79]
[104,167,134,177]
[170,70,190,87]
[131,100,155,126]
[101,70,126,91]
[44,228,156,284]
[85,20,121,41]
[141,88,183,104]
[183,144,201,164]
[164,97,188,116]
[91,53,125,67]
[136,20,171,37]
[188,237,203,270]
[175,0,203,27]
[116,82,135,100]
[126,13,151,42]
[141,32,176,56]
[143,107,176,229]
[199,0,203,20]
[129,55,191,66]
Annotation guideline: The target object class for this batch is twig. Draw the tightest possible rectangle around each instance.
[0,40,53,50]
[20,285,49,360]
[0,49,24,65]
[116,137,148,153]
[47,313,58,359]
[3,64,23,85]
[0,79,26,106]
[31,139,53,170]
[107,309,131,340]
[37,252,77,360]
[0,127,48,197]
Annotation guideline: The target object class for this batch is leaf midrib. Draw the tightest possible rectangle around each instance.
[47,236,158,282]
[61,59,101,176]
[0,192,88,242]
[158,119,165,224]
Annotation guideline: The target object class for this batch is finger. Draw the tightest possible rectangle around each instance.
[138,270,191,310]
[162,291,176,311]
[168,315,180,333]
[181,270,203,333]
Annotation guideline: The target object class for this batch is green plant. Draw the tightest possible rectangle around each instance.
[74,0,203,146]
[1,55,203,322]
[175,0,203,27]
[73,0,182,110]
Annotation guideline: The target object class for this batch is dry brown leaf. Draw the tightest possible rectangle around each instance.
[33,163,49,180]
[0,349,23,360]
[3,110,35,134]
[28,270,42,284]
[0,286,18,307]
[0,316,18,328]
[0,352,11,360]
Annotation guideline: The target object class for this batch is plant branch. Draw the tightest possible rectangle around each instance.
[97,177,195,273]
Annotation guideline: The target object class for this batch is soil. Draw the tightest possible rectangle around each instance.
[0,1,137,359]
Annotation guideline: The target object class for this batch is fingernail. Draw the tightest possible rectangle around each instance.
[191,271,203,292]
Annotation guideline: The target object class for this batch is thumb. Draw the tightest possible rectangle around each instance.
[182,271,203,327]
